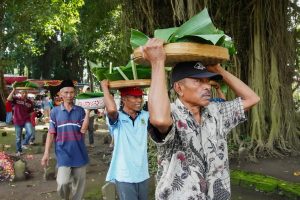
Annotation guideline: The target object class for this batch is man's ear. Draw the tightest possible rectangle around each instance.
[173,82,183,97]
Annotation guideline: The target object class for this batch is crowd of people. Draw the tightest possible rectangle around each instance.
[5,38,260,200]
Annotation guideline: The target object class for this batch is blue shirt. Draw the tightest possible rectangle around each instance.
[49,104,89,167]
[106,110,149,183]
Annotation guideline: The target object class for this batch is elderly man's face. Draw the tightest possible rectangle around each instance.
[59,87,75,103]
[175,77,212,106]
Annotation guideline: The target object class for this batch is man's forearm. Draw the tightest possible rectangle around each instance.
[80,110,90,134]
[148,61,172,133]
[213,65,260,110]
[44,133,54,155]
[7,89,15,101]
[102,87,118,120]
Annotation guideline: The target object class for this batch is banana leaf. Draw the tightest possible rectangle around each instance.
[130,29,149,49]
[13,81,39,89]
[89,60,109,81]
[169,8,220,42]
[91,67,109,81]
[76,92,104,99]
[154,27,178,41]
[105,63,151,81]
[130,8,236,55]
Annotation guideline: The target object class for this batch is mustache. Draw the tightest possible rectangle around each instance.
[200,90,211,97]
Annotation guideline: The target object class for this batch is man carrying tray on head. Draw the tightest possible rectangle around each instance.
[101,80,150,200]
[142,38,260,200]
[7,87,34,156]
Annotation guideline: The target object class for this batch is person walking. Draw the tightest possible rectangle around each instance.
[101,80,150,200]
[41,80,90,200]
[42,91,51,122]
[7,88,34,156]
[142,38,260,200]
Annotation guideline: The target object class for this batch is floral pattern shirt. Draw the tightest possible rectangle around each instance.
[149,98,246,200]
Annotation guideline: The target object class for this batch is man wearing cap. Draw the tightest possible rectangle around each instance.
[101,80,149,200]
[41,80,90,200]
[7,88,34,156]
[142,38,260,200]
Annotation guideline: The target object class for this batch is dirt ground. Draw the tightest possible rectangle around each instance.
[0,120,300,200]
[0,120,112,200]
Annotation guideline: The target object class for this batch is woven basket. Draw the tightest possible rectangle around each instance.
[108,79,151,89]
[132,42,229,66]
[15,87,36,90]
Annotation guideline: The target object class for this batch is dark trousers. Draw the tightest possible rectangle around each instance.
[115,179,149,200]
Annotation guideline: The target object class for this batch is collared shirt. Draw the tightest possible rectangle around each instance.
[49,104,89,167]
[11,97,33,126]
[106,110,150,183]
[149,98,246,200]
[5,101,12,112]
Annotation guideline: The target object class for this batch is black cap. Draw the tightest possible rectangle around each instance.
[171,62,222,86]
[59,80,75,90]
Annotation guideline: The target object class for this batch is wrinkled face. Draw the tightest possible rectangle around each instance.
[174,77,212,106]
[59,87,75,103]
[122,95,143,112]
[19,90,28,99]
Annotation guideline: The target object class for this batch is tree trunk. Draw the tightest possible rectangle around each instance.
[0,69,7,121]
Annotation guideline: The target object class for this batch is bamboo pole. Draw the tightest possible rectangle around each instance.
[131,60,138,80]
[115,67,129,80]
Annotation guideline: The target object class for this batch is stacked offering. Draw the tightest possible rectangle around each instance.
[131,8,233,66]
[13,81,39,90]
[91,8,233,91]
[90,60,151,89]
[75,92,105,109]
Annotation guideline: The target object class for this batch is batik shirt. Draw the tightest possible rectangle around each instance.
[149,98,246,200]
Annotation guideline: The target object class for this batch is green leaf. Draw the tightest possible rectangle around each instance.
[221,83,228,94]
[221,40,237,55]
[92,68,109,81]
[154,27,178,42]
[104,63,151,81]
[189,34,224,45]
[169,8,221,42]
[14,81,39,89]
[129,8,235,55]
[76,92,104,99]
[130,29,149,49]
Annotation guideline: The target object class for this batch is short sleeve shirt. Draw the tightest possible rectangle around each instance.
[106,110,150,183]
[12,97,34,126]
[149,98,246,200]
[49,104,89,167]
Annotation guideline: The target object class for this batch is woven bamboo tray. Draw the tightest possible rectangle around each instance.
[108,79,151,89]
[132,42,229,66]
[15,87,37,90]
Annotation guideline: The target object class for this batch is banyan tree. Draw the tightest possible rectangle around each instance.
[120,0,300,157]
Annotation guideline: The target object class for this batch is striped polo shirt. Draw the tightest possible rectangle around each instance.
[49,104,89,167]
